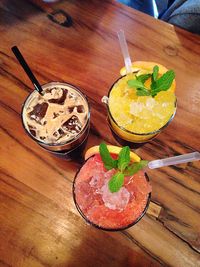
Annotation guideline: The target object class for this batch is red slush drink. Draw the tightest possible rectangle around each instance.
[73,153,151,231]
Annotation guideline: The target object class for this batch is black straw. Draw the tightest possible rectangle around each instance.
[11,46,43,95]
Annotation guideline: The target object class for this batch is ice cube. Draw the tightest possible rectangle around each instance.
[146,97,156,109]
[68,106,74,113]
[58,128,65,135]
[89,171,106,193]
[30,129,36,137]
[48,89,68,105]
[62,115,82,133]
[68,105,84,114]
[101,181,130,211]
[77,105,85,113]
[53,128,65,140]
[28,124,37,137]
[130,102,143,116]
[29,102,48,122]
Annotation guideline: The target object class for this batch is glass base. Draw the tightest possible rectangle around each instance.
[107,118,153,148]
[39,128,89,162]
[109,126,148,149]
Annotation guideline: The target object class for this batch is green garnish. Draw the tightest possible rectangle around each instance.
[127,65,175,97]
[99,142,118,170]
[108,172,124,193]
[152,65,159,82]
[99,143,148,193]
[124,160,149,176]
[137,73,151,83]
[151,69,175,97]
[118,146,130,172]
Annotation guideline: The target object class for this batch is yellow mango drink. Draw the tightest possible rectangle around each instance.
[107,61,176,143]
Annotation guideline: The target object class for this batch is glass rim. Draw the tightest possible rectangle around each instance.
[72,156,151,231]
[107,76,177,136]
[21,81,90,147]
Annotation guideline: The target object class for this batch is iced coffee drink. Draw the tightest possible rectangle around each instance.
[22,82,90,156]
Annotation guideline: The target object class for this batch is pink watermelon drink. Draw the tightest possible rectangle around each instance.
[73,144,151,231]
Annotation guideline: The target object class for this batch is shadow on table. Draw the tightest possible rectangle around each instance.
[62,226,160,267]
[0,0,111,29]
[0,0,73,26]
[0,0,40,26]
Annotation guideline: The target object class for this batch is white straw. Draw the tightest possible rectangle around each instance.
[148,152,200,169]
[117,30,132,74]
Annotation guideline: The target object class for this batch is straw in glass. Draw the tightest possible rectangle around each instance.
[148,152,200,169]
[11,46,43,95]
[117,30,132,74]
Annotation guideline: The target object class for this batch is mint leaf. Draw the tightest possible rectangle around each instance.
[108,172,124,193]
[124,160,148,176]
[136,74,151,83]
[136,88,151,96]
[152,65,159,82]
[127,79,146,89]
[118,146,130,172]
[151,70,175,97]
[128,66,175,98]
[99,143,118,170]
[127,79,150,96]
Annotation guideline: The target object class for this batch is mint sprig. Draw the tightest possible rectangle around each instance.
[152,65,159,82]
[124,160,148,176]
[136,87,151,96]
[99,143,148,193]
[108,172,124,193]
[151,70,175,97]
[118,146,130,172]
[127,79,146,90]
[137,73,151,83]
[99,143,118,170]
[127,65,175,97]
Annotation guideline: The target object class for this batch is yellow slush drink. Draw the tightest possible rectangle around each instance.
[108,61,176,143]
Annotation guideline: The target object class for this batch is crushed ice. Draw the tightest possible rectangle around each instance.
[101,181,130,211]
[89,169,130,211]
[130,97,156,117]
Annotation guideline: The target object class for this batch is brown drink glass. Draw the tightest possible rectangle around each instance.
[21,82,90,160]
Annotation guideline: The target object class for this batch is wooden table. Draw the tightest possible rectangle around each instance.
[0,0,200,266]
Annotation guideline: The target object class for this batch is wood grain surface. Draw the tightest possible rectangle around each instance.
[0,0,200,266]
